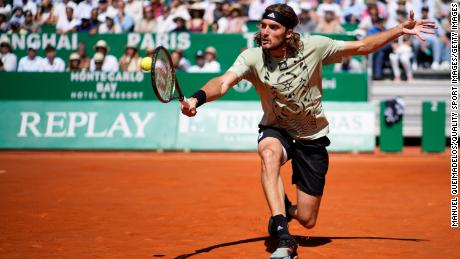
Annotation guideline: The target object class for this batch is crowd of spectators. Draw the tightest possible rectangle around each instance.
[0,0,453,79]
[0,35,222,72]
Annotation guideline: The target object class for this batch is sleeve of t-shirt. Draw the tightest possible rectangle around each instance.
[17,58,25,72]
[312,35,345,65]
[435,19,445,36]
[4,55,17,71]
[227,48,255,81]
[110,56,119,71]
[57,58,66,72]
[89,59,95,71]
[37,59,45,72]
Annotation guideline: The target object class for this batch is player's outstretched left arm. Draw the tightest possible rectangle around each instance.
[180,71,240,117]
[341,10,436,56]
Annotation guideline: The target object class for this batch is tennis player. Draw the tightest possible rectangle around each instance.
[181,4,435,258]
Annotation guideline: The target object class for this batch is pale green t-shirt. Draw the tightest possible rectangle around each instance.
[228,35,345,140]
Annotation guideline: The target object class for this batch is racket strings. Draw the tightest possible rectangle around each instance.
[154,49,175,102]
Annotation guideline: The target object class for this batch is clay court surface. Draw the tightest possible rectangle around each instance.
[0,149,457,258]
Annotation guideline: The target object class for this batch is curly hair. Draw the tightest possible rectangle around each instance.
[254,4,304,57]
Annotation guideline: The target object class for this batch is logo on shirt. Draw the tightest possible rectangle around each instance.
[279,61,288,71]
[267,13,276,18]
[233,80,253,93]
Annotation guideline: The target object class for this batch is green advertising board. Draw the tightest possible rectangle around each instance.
[0,101,374,151]
[176,102,263,151]
[177,101,375,152]
[323,102,376,152]
[422,101,446,152]
[0,101,178,149]
[1,32,356,71]
[1,32,365,102]
[0,71,367,102]
[1,32,244,70]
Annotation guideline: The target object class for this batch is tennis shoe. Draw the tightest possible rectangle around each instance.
[269,237,298,259]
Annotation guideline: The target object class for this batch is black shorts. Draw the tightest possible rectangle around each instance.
[258,125,330,196]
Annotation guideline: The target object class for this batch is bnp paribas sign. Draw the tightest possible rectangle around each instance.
[0,101,178,150]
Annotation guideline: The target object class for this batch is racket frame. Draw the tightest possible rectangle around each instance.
[150,46,185,103]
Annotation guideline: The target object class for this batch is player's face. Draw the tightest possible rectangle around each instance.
[259,19,290,52]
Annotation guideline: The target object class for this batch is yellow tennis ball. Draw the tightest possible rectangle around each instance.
[140,57,152,71]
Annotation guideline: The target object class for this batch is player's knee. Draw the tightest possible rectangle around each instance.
[300,218,316,229]
[259,149,280,165]
[297,214,317,229]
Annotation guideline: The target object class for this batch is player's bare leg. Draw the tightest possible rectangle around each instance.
[288,188,322,229]
[258,137,287,217]
[258,137,298,258]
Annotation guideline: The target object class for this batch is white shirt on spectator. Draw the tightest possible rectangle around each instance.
[23,1,38,15]
[38,9,53,24]
[203,60,220,73]
[12,0,40,8]
[0,3,12,16]
[56,16,81,33]
[412,0,435,20]
[17,55,43,72]
[90,55,119,72]
[98,6,117,23]
[286,0,301,16]
[39,57,66,72]
[53,1,78,22]
[12,0,23,7]
[9,14,24,25]
[125,0,143,23]
[1,52,17,71]
[341,0,366,23]
[170,5,191,21]
[12,0,41,8]
[204,2,216,24]
[178,57,191,71]
[134,19,156,33]
[75,0,94,20]
[248,0,274,20]
[187,65,206,73]
[98,22,122,34]
[217,16,229,33]
[333,58,363,73]
[317,2,342,18]
[156,15,176,33]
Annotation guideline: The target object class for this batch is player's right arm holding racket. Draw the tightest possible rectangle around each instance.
[180,71,241,117]
[181,48,254,117]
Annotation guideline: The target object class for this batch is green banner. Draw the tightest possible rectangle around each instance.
[1,32,356,71]
[0,101,374,151]
[177,101,375,151]
[176,102,263,151]
[0,71,367,102]
[0,101,178,149]
[323,102,376,152]
[0,71,151,101]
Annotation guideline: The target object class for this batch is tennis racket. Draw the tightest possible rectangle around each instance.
[151,46,185,103]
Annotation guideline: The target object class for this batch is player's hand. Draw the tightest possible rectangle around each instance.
[180,97,198,117]
[402,10,437,42]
